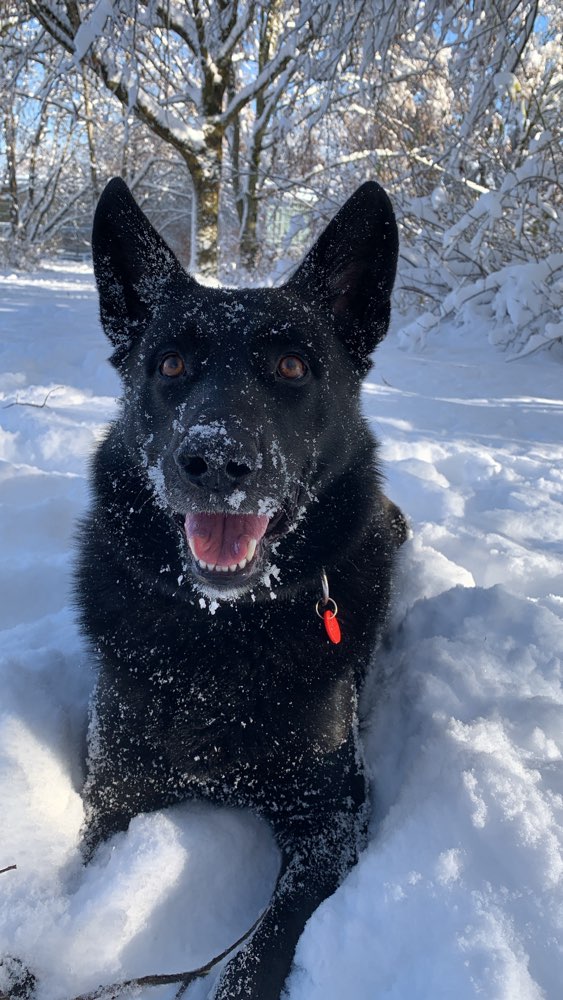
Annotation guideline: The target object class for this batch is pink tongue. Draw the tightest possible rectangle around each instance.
[185,512,270,566]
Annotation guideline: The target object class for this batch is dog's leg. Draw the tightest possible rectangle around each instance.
[79,765,177,862]
[79,675,178,862]
[212,737,367,1000]
[211,822,362,999]
[79,798,137,863]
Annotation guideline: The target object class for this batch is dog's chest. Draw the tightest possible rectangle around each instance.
[99,612,355,807]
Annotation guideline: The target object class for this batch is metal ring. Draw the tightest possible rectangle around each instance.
[316,597,338,620]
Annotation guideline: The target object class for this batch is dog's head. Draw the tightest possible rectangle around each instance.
[92,179,398,598]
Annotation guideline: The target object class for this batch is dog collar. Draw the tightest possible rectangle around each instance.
[316,569,342,644]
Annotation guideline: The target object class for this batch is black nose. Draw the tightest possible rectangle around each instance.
[180,453,254,484]
[174,430,258,491]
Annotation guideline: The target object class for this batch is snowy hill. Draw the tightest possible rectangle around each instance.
[0,263,562,1000]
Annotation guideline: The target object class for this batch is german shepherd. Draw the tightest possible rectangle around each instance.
[76,178,405,998]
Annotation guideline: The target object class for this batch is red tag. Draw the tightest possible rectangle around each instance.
[323,609,342,644]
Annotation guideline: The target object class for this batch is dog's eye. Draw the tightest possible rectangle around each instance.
[160,354,185,378]
[277,355,307,380]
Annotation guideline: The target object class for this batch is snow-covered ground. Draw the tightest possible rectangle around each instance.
[0,262,562,1000]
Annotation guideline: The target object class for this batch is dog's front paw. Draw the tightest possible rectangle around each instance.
[211,940,289,1000]
[0,958,36,1000]
[211,949,259,1000]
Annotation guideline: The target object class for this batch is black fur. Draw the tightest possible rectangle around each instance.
[77,178,406,999]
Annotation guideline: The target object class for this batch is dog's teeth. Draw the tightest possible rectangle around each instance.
[195,555,251,574]
[191,537,258,575]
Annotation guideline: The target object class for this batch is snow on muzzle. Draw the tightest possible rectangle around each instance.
[184,512,270,573]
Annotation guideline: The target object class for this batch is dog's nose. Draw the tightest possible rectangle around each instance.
[174,430,258,491]
[179,453,254,485]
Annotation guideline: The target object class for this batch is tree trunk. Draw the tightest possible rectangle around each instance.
[81,66,100,208]
[239,177,260,272]
[238,124,266,272]
[236,1,282,272]
[3,106,19,238]
[188,125,223,277]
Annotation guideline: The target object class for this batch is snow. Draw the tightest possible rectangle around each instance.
[1,262,562,999]
[73,0,115,62]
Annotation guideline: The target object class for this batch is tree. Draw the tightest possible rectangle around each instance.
[28,0,356,275]
[2,0,561,354]
[0,8,93,264]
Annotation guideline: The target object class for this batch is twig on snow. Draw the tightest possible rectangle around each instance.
[2,386,64,410]
[69,912,263,1000]
[0,865,17,875]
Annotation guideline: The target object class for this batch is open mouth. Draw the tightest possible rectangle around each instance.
[183,507,290,583]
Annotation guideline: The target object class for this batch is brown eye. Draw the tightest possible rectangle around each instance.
[159,354,185,378]
[277,355,307,380]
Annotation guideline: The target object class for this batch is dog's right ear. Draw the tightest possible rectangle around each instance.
[92,178,185,363]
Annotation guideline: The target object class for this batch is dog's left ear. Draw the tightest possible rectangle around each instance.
[285,182,398,362]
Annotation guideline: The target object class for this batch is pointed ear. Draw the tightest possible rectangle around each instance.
[92,178,186,360]
[285,182,398,361]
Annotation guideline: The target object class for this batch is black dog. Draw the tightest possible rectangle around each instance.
[76,178,406,998]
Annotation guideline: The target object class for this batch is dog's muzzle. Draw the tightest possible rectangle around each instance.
[174,424,259,495]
